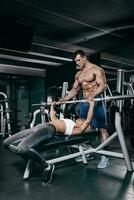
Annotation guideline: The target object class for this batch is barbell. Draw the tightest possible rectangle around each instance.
[32,94,134,107]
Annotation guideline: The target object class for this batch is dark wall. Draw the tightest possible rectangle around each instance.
[0,18,33,51]
[46,62,77,89]
[89,52,101,66]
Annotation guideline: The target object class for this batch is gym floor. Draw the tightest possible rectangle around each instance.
[0,135,134,200]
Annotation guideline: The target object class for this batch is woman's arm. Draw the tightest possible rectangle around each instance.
[72,100,95,135]
[49,101,57,121]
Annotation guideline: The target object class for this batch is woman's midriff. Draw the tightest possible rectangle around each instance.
[50,120,66,134]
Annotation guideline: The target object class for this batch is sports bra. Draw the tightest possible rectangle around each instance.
[61,119,76,135]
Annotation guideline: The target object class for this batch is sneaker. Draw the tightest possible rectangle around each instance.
[97,156,109,169]
[75,154,93,162]
[42,164,55,184]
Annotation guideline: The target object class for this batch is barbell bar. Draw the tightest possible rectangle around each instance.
[32,94,134,107]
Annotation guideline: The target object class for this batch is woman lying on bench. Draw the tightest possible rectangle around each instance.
[4,100,94,184]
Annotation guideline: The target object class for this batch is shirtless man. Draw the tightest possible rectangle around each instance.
[59,49,109,168]
[4,100,94,184]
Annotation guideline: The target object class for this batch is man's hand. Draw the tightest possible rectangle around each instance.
[58,97,67,103]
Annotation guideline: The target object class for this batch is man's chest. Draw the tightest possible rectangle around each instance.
[78,71,95,83]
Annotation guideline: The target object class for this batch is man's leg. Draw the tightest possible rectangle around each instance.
[97,128,109,169]
[93,101,109,169]
[75,102,93,162]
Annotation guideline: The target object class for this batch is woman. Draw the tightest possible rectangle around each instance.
[4,100,94,184]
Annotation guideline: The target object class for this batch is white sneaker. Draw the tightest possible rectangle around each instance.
[75,154,93,162]
[97,156,109,169]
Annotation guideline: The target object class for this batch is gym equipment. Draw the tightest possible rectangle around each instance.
[60,82,68,116]
[0,103,5,135]
[22,94,134,180]
[32,94,134,107]
[0,92,11,136]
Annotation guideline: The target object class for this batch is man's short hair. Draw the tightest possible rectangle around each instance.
[72,50,87,60]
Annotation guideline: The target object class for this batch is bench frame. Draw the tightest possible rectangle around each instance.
[23,111,133,179]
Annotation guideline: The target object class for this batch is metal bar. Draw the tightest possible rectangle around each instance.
[0,64,46,77]
[95,132,118,151]
[116,69,125,111]
[0,92,11,136]
[5,101,11,135]
[23,159,32,179]
[47,151,85,164]
[0,104,4,136]
[32,94,134,107]
[60,82,68,116]
[46,148,124,165]
[82,149,124,159]
[79,145,88,164]
[30,109,40,128]
[115,112,133,171]
[0,54,61,66]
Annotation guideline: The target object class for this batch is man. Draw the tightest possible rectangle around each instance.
[59,49,109,168]
[4,100,94,184]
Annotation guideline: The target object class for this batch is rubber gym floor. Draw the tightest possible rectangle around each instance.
[0,134,134,200]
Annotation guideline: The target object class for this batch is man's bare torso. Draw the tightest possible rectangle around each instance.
[76,64,99,98]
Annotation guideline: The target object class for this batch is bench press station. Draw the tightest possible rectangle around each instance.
[23,94,134,180]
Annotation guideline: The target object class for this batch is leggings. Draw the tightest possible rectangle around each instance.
[4,123,56,167]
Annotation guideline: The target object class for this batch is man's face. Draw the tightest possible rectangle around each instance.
[74,54,86,70]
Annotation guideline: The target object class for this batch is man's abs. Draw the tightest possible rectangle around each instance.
[81,80,98,98]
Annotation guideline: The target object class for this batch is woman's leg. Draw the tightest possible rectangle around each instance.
[3,128,34,148]
[17,123,55,166]
[18,123,56,183]
[18,123,55,151]
[5,123,56,183]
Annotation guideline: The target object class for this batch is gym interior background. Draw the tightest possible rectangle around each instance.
[0,1,134,200]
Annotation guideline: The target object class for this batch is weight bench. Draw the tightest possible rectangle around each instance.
[20,111,134,180]
[23,131,97,179]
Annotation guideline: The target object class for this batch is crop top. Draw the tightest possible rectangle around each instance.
[61,119,76,135]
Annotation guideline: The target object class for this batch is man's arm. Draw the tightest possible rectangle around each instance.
[89,67,107,99]
[59,75,81,102]
[72,100,95,135]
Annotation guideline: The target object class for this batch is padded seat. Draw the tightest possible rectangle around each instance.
[37,131,97,151]
[23,130,98,179]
